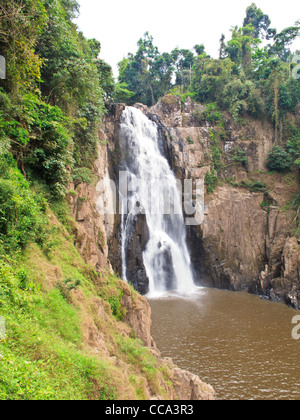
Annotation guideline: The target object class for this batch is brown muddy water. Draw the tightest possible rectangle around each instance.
[148,288,300,400]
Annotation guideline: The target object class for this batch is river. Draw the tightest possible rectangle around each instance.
[148,288,300,400]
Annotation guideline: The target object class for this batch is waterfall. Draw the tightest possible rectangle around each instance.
[119,106,195,297]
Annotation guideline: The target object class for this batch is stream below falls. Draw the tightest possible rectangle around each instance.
[148,288,300,400]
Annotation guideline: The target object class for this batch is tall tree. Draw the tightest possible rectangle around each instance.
[118,33,173,106]
[0,0,47,94]
[243,3,271,39]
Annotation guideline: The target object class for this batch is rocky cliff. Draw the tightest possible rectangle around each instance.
[149,95,300,308]
[64,94,300,398]
[66,102,216,400]
[69,96,300,307]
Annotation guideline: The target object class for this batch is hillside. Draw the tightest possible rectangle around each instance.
[0,0,299,401]
[0,0,216,400]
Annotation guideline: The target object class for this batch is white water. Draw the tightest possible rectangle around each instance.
[119,106,195,297]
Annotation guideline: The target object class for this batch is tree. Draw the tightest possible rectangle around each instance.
[194,44,205,56]
[171,48,195,91]
[270,23,300,61]
[0,0,47,94]
[226,24,261,71]
[220,78,263,120]
[243,3,271,39]
[263,58,289,141]
[118,33,173,106]
[219,34,226,59]
[192,56,233,103]
[267,146,293,172]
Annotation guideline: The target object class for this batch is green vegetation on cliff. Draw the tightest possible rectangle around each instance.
[118,4,300,174]
[0,0,177,400]
[0,0,299,399]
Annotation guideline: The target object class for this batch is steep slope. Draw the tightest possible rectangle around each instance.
[0,170,215,400]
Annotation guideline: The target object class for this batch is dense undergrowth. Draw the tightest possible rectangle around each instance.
[0,160,171,399]
[0,0,299,399]
[0,0,178,400]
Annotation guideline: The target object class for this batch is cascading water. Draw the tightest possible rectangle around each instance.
[119,106,195,297]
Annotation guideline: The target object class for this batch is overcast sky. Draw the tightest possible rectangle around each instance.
[76,0,300,77]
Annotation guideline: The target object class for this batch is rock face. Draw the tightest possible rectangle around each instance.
[120,281,215,400]
[67,142,116,274]
[171,367,215,400]
[121,281,154,347]
[148,95,300,308]
[66,102,216,400]
[199,186,268,290]
[69,97,300,309]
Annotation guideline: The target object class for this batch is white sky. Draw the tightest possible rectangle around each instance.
[76,0,300,77]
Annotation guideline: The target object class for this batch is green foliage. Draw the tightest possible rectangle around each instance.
[0,0,118,196]
[205,168,218,194]
[0,258,117,400]
[56,278,81,301]
[267,145,293,172]
[192,56,234,103]
[114,82,135,103]
[243,3,271,39]
[240,179,267,192]
[108,292,125,321]
[204,103,224,126]
[286,123,300,168]
[34,0,110,170]
[0,159,47,254]
[72,167,94,187]
[117,6,299,137]
[230,146,248,165]
[0,92,73,197]
[118,32,173,106]
[209,129,223,173]
[220,79,264,120]
[117,335,157,380]
[98,275,126,321]
[0,0,47,94]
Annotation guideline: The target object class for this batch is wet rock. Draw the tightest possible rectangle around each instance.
[124,213,150,295]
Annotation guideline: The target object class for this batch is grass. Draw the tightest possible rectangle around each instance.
[0,203,176,400]
[0,155,177,400]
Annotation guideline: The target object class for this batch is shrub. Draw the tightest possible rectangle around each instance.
[240,180,267,192]
[230,146,248,165]
[205,168,218,194]
[0,94,73,198]
[193,103,224,126]
[0,165,47,253]
[266,146,293,172]
[220,79,263,120]
[21,96,74,197]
